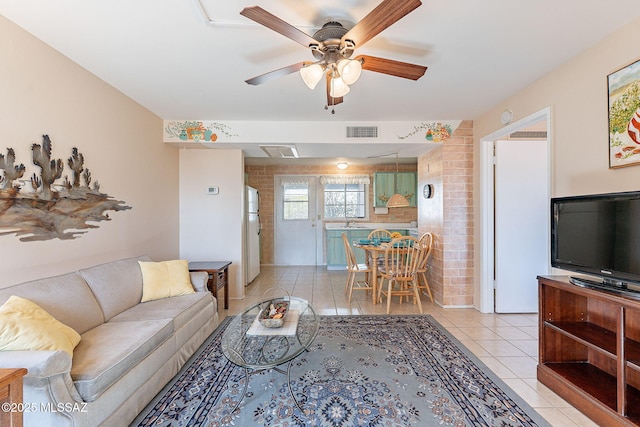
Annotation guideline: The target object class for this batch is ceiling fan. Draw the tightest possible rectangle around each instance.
[240,0,428,112]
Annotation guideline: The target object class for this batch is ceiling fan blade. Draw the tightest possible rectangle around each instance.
[245,62,310,86]
[356,55,427,80]
[342,0,422,48]
[326,73,343,107]
[240,6,319,48]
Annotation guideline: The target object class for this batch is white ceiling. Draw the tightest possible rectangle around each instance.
[2,0,639,164]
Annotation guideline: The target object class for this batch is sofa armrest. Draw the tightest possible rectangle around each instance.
[0,350,71,379]
[0,349,85,424]
[190,271,209,292]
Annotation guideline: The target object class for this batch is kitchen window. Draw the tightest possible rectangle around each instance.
[323,183,367,219]
[282,184,309,220]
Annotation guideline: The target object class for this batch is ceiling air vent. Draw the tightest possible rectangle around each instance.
[260,145,299,158]
[346,126,378,139]
[509,131,547,139]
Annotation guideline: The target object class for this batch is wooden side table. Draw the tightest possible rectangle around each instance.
[0,368,28,427]
[188,261,231,309]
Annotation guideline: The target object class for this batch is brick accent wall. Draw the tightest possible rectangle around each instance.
[245,163,418,265]
[418,120,474,307]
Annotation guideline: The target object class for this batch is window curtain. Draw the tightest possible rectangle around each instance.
[319,175,370,185]
[279,176,312,186]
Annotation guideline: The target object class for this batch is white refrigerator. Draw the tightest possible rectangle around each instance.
[245,185,261,284]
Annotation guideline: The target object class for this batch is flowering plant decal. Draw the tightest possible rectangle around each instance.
[164,121,237,142]
[398,122,453,142]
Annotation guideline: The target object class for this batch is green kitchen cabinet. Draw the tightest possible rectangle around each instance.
[326,229,370,268]
[373,172,417,207]
[326,230,346,269]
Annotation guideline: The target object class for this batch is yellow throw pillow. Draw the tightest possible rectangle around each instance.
[0,296,81,357]
[139,260,195,302]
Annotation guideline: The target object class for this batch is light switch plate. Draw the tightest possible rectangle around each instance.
[207,186,219,195]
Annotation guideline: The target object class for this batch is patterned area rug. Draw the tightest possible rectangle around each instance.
[132,315,550,427]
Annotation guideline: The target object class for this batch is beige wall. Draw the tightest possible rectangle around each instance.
[179,149,245,298]
[0,16,179,287]
[418,147,444,303]
[473,17,640,307]
[475,17,640,197]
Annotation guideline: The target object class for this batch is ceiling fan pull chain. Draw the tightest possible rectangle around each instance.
[323,105,336,114]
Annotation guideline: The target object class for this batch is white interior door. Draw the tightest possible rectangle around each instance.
[494,140,549,313]
[275,176,318,265]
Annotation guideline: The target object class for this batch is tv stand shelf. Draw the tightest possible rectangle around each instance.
[545,321,617,357]
[538,276,640,426]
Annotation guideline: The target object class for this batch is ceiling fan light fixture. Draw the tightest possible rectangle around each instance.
[300,63,324,90]
[337,59,362,85]
[329,76,350,98]
[240,1,427,108]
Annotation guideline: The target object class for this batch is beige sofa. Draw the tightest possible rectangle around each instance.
[0,255,219,426]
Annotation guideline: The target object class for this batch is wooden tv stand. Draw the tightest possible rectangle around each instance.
[538,275,640,426]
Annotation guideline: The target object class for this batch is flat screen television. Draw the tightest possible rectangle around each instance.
[551,190,640,294]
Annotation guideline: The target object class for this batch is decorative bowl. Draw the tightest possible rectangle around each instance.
[258,299,289,328]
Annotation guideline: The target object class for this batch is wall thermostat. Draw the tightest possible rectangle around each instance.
[206,186,219,195]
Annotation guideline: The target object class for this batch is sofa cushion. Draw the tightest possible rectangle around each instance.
[139,260,195,302]
[0,296,81,357]
[109,292,213,331]
[0,272,103,334]
[78,256,151,321]
[71,318,172,402]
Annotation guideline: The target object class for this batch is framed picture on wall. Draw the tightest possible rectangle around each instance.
[608,58,640,168]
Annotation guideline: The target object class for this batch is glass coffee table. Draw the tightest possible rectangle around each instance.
[220,296,319,413]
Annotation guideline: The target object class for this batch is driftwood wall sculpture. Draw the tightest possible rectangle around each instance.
[0,135,131,241]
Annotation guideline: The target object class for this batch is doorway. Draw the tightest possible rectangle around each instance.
[274,176,320,265]
[479,107,552,313]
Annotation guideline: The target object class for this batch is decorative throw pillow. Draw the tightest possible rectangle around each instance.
[0,295,81,357]
[139,260,195,302]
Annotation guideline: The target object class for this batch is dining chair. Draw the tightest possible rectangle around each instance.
[342,233,373,303]
[366,228,393,270]
[367,229,392,240]
[377,236,424,314]
[416,232,434,302]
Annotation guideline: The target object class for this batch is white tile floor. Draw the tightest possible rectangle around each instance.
[223,266,598,427]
